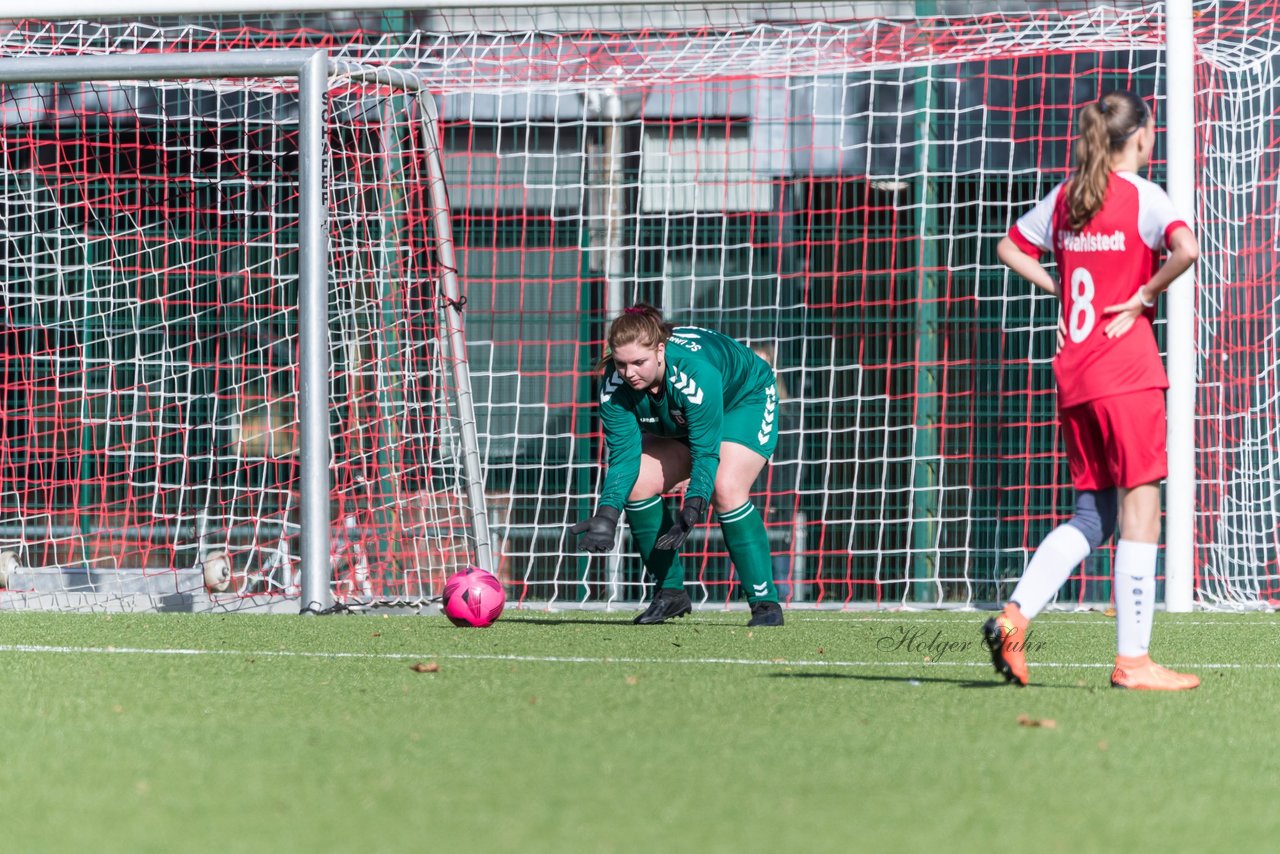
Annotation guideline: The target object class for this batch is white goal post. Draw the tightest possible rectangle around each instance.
[0,49,491,613]
[1162,0,1196,612]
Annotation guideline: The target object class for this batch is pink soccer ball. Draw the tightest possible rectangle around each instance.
[441,567,505,627]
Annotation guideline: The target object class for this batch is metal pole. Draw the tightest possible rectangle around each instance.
[332,61,495,574]
[1164,0,1197,612]
[909,22,940,605]
[298,49,334,613]
[600,90,628,603]
[0,51,317,84]
[601,91,628,321]
[415,90,495,574]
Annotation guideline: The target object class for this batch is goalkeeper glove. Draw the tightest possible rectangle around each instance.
[654,496,708,551]
[570,505,621,553]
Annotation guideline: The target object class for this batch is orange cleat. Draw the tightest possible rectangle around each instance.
[981,602,1030,686]
[1110,655,1200,691]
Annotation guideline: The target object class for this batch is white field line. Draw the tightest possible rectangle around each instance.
[791,616,1280,626]
[0,643,1271,670]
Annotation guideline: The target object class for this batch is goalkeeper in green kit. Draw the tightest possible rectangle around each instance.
[570,304,784,627]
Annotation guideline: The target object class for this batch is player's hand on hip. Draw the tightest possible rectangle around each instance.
[654,496,708,551]
[1102,290,1147,338]
[570,505,621,553]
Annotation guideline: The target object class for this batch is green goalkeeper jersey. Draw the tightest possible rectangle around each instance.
[596,326,776,509]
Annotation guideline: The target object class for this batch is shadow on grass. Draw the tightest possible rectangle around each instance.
[767,671,1079,690]
[498,614,745,628]
[496,615,636,626]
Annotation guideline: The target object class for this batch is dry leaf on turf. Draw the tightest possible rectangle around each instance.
[410,662,440,673]
[1016,714,1057,729]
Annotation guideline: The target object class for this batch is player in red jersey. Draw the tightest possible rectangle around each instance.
[983,90,1201,690]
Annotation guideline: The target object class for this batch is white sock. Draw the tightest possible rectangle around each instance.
[1009,524,1092,619]
[1114,539,1157,658]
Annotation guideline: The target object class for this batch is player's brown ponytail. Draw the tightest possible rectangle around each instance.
[596,303,675,371]
[1064,90,1151,232]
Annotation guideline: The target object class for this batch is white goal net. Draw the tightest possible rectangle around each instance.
[3,1,1277,610]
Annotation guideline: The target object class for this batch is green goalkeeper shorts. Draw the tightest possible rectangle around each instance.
[721,382,779,460]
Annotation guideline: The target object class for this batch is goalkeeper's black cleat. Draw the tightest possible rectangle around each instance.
[747,601,784,627]
[634,589,693,625]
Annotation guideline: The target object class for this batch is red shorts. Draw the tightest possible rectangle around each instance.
[1059,389,1167,491]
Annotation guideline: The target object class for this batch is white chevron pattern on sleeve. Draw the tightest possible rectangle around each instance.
[601,371,623,403]
[757,384,778,444]
[669,366,703,405]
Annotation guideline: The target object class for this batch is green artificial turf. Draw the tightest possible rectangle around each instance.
[0,609,1273,853]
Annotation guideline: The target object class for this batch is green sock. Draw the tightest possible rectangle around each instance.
[718,501,777,604]
[625,496,685,591]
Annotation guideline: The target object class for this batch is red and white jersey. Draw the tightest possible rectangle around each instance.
[1007,171,1189,408]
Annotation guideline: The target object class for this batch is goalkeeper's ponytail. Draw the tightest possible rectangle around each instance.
[1065,90,1150,232]
[596,303,676,371]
